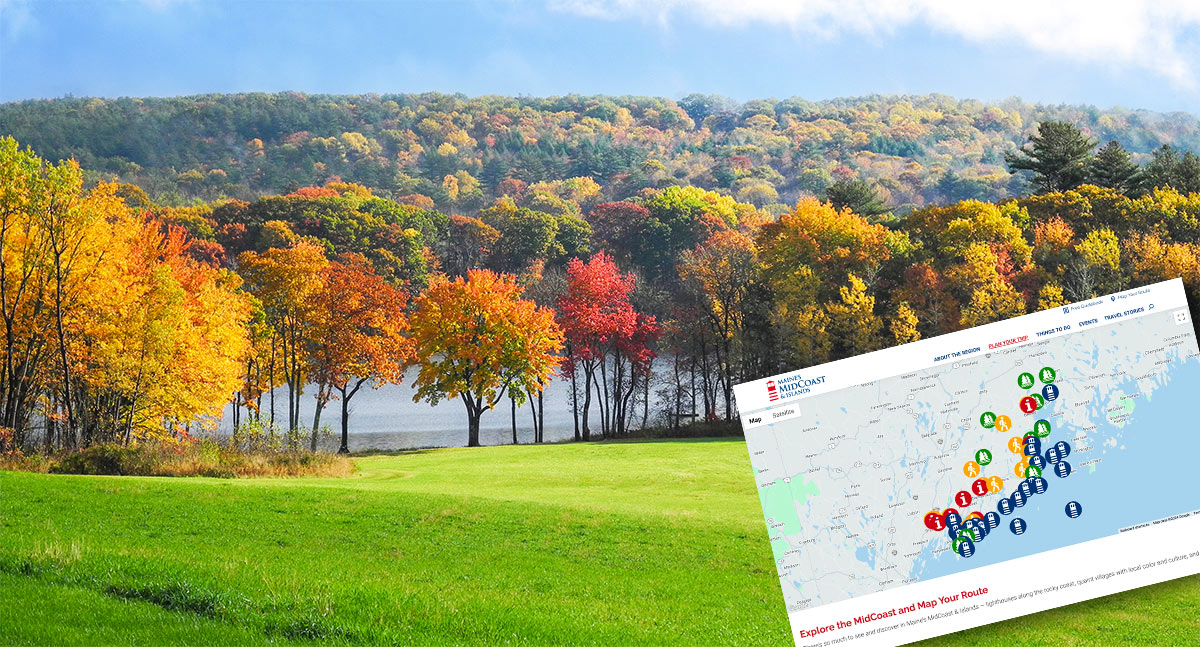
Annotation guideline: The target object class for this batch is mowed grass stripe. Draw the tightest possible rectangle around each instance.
[0,571,313,646]
[2,439,1198,645]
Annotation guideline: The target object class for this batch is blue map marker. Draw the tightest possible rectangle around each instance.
[1032,477,1049,494]
[1065,501,1083,518]
[1012,489,1027,507]
[984,511,1000,530]
[1042,384,1059,401]
[1054,461,1073,478]
[964,518,985,540]
[956,538,976,557]
[1054,441,1071,459]
[1029,454,1046,471]
[997,497,1014,515]
[1010,518,1027,535]
[1018,479,1033,497]
[1024,436,1042,457]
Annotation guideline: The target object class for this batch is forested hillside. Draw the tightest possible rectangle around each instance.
[5,93,1200,456]
[4,92,1200,209]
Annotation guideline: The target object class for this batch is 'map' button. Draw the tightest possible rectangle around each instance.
[743,415,767,428]
[744,407,800,428]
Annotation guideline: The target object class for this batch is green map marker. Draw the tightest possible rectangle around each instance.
[1034,419,1052,438]
[1025,464,1043,478]
[975,449,993,466]
[1032,393,1046,409]
[1018,372,1035,389]
[980,412,996,429]
[1039,367,1057,384]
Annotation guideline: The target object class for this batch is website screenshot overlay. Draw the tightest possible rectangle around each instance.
[734,278,1200,646]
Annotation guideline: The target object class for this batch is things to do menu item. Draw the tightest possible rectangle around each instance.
[733,278,1200,647]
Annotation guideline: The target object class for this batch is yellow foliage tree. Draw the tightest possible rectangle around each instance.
[826,274,883,357]
[890,302,921,345]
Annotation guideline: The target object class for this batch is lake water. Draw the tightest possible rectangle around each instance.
[211,368,666,452]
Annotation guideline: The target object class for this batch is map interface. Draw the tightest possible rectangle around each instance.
[735,278,1200,646]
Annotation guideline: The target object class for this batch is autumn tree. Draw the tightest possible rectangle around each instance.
[237,242,328,434]
[409,270,562,447]
[0,137,53,441]
[0,138,250,448]
[557,253,657,438]
[628,187,750,281]
[826,274,884,355]
[479,198,557,273]
[1065,228,1124,300]
[758,198,894,364]
[310,254,413,453]
[678,230,759,420]
[890,302,920,345]
[80,217,250,444]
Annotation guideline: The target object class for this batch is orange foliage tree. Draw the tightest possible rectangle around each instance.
[408,270,562,447]
[309,254,413,453]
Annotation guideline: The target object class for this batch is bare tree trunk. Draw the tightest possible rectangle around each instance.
[598,356,610,438]
[52,249,74,445]
[642,358,651,430]
[528,389,538,442]
[581,367,593,441]
[268,338,277,430]
[338,389,350,454]
[310,382,329,451]
[233,391,241,431]
[570,369,580,441]
[463,392,482,447]
[336,379,365,454]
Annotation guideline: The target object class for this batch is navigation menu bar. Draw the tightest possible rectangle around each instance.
[734,278,1190,414]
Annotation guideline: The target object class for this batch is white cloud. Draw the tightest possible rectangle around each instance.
[548,0,1200,89]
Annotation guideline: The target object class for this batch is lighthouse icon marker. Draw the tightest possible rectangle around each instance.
[767,380,779,402]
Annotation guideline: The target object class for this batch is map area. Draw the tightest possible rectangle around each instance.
[744,304,1200,614]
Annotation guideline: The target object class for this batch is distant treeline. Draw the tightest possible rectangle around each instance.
[4,92,1200,212]
[4,111,1200,456]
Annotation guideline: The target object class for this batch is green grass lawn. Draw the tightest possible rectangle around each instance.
[1,438,1197,646]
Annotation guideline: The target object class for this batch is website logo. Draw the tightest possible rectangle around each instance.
[771,373,827,400]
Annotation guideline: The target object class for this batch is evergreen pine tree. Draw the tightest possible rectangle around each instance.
[1088,140,1140,194]
[825,178,889,217]
[1005,121,1096,194]
[1139,145,1200,195]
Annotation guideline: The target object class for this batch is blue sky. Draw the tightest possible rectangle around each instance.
[3,0,1200,113]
